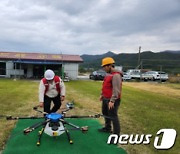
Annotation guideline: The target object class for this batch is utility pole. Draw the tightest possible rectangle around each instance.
[14,62,16,81]
[19,53,21,79]
[136,46,141,69]
[160,65,162,82]
[138,46,141,68]
[61,51,64,80]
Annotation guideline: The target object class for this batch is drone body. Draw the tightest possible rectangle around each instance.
[44,113,65,137]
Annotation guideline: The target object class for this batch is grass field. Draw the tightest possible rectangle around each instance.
[0,79,179,154]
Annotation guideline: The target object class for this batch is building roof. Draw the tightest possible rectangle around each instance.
[0,51,83,63]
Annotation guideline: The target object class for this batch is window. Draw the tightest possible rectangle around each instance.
[13,63,21,69]
[0,62,6,75]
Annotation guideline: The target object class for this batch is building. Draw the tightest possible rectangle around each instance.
[0,51,83,80]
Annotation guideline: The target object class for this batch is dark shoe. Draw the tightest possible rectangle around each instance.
[98,127,111,133]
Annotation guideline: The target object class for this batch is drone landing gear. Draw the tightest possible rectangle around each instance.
[64,127,73,144]
[37,126,45,146]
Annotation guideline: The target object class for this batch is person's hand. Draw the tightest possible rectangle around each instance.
[61,96,65,101]
[108,101,114,110]
[39,102,44,108]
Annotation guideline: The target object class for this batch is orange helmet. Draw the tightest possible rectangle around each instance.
[101,57,115,67]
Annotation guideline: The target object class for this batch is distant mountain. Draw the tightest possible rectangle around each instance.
[80,50,180,74]
[160,50,180,54]
[81,51,116,62]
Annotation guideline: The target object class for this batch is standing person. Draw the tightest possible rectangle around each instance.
[98,57,123,136]
[39,69,65,113]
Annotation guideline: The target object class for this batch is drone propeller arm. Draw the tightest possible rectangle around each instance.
[61,108,73,115]
[100,114,115,120]
[23,119,50,134]
[0,115,44,120]
[33,106,48,115]
[60,119,80,129]
[6,116,44,120]
[65,114,114,119]
[60,119,88,133]
[65,115,99,118]
[0,115,8,119]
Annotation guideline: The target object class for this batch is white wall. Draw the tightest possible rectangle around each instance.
[6,61,24,78]
[64,63,79,80]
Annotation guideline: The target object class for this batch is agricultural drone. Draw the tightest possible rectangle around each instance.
[2,102,111,146]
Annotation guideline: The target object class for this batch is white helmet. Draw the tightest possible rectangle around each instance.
[44,69,55,80]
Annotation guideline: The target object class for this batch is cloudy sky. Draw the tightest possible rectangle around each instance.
[0,0,180,55]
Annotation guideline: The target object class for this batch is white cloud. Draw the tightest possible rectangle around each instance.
[0,0,180,55]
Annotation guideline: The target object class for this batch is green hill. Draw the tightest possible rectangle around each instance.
[80,50,180,74]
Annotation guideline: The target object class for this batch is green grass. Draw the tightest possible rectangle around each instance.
[0,79,179,154]
[0,79,39,151]
[65,80,180,154]
[121,85,179,153]
[164,82,180,89]
[0,79,38,115]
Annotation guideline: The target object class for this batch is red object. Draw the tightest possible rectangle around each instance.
[102,72,122,99]
[42,76,61,94]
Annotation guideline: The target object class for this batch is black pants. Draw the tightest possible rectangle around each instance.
[102,98,120,135]
[44,94,61,113]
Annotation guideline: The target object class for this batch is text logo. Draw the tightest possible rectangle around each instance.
[107,129,177,150]
[154,129,176,149]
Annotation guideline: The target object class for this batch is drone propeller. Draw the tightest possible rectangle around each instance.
[59,119,88,133]
[33,106,48,115]
[65,113,114,120]
[58,126,88,133]
[0,115,44,120]
[0,115,8,119]
[33,102,74,115]
[97,114,115,120]
[66,102,74,109]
